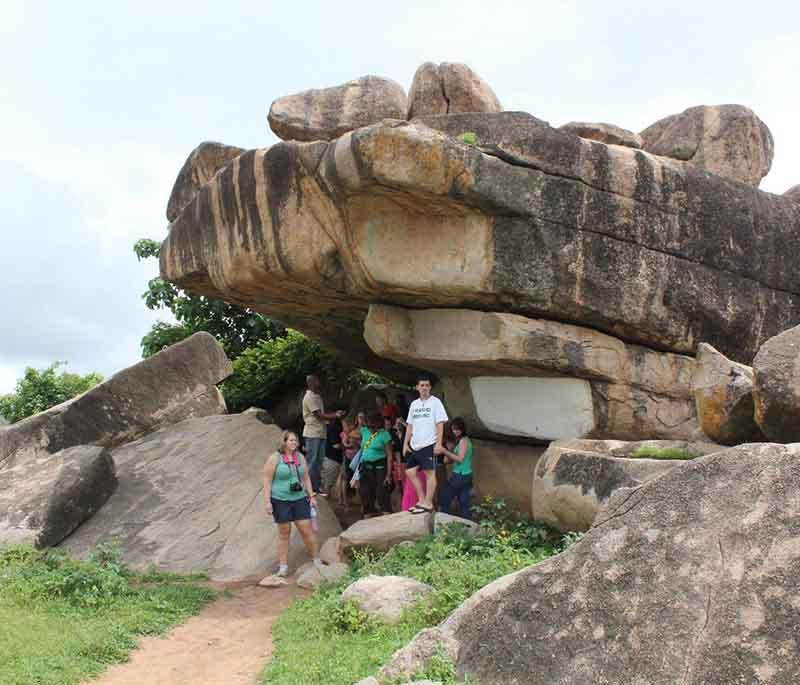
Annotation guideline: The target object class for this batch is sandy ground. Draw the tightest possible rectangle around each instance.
[85,583,305,685]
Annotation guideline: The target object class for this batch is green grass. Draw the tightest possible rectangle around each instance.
[262,500,569,684]
[457,131,478,146]
[631,446,694,460]
[0,543,216,685]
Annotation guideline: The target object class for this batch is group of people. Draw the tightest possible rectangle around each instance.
[262,373,474,577]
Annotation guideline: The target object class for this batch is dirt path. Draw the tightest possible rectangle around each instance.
[86,583,305,685]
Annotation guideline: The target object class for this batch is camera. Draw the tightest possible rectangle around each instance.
[290,482,303,492]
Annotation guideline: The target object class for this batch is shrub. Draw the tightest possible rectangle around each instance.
[458,131,478,146]
[631,446,693,460]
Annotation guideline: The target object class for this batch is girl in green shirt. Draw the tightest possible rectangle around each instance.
[357,412,394,517]
[439,417,474,520]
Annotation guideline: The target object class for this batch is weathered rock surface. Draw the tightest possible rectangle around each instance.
[166,141,245,221]
[692,342,764,444]
[370,305,698,441]
[753,324,800,442]
[268,75,407,142]
[61,413,341,581]
[433,512,480,534]
[530,439,718,531]
[784,184,800,202]
[640,104,774,186]
[559,121,642,148]
[467,439,545,516]
[342,575,433,623]
[407,62,502,118]
[319,535,344,564]
[386,442,800,684]
[162,113,800,376]
[339,512,432,555]
[1,333,231,468]
[296,561,349,589]
[0,445,116,547]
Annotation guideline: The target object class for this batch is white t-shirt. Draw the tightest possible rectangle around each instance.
[302,390,326,439]
[407,396,448,450]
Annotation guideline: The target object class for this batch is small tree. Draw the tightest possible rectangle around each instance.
[134,238,284,358]
[0,363,103,423]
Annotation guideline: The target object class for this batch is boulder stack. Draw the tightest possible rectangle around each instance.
[407,62,502,118]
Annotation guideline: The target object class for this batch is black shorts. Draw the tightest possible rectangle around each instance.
[271,497,311,524]
[405,444,436,471]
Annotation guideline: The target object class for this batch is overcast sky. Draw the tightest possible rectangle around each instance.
[1,1,798,394]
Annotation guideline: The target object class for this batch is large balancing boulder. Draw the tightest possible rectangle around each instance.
[161,112,800,375]
[268,75,407,142]
[0,445,116,547]
[382,443,800,684]
[0,332,232,468]
[407,62,502,118]
[61,412,341,581]
[753,323,800,442]
[640,104,774,186]
[531,439,718,532]
[692,342,764,444]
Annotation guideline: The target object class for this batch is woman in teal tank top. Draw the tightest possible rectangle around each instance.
[263,431,320,577]
[439,417,474,521]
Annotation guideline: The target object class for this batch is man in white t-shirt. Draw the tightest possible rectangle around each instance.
[402,374,448,513]
[302,374,344,493]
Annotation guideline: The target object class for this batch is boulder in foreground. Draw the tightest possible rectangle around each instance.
[531,439,719,532]
[0,445,116,547]
[268,75,407,142]
[342,575,433,623]
[383,443,800,684]
[0,332,231,468]
[61,412,341,581]
[339,511,432,555]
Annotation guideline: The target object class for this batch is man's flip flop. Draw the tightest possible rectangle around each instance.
[410,505,432,514]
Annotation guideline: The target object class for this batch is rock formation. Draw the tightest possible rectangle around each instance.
[692,342,764,444]
[268,75,407,142]
[382,443,800,684]
[0,445,116,547]
[531,438,720,532]
[407,62,502,118]
[752,323,800,442]
[784,184,800,202]
[640,104,774,186]
[558,121,642,148]
[342,575,434,623]
[167,142,245,221]
[160,68,797,451]
[62,412,341,581]
[0,332,231,468]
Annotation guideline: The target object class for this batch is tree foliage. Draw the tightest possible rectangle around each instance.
[134,239,284,358]
[0,363,103,424]
[222,330,382,413]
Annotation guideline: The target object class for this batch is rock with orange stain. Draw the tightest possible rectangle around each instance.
[692,342,764,445]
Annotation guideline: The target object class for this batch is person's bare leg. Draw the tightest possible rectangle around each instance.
[276,523,291,567]
[405,465,425,502]
[294,518,318,559]
[423,468,437,509]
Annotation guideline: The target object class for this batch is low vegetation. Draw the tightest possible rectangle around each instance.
[0,543,215,685]
[631,446,693,460]
[262,499,574,684]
